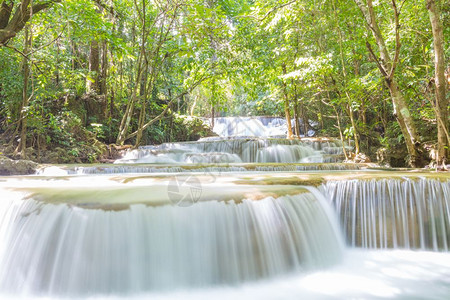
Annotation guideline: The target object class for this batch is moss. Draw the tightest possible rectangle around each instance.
[233,175,324,186]
[11,181,309,211]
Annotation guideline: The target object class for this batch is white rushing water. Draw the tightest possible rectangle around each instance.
[0,183,342,297]
[113,137,348,165]
[324,178,450,250]
[37,163,363,176]
[211,117,316,137]
[1,174,450,299]
[1,115,450,299]
[71,249,450,300]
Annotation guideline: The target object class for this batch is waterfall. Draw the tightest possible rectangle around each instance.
[114,138,349,164]
[1,111,450,299]
[211,117,316,137]
[0,189,343,296]
[37,163,364,176]
[255,145,316,163]
[323,178,450,250]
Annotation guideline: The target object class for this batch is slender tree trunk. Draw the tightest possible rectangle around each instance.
[346,100,360,154]
[292,81,301,137]
[190,95,197,116]
[211,105,215,129]
[282,64,293,139]
[284,95,293,139]
[427,0,448,168]
[293,97,300,137]
[116,39,146,145]
[319,94,324,132]
[135,60,150,147]
[135,88,148,147]
[14,25,31,158]
[333,105,349,161]
[301,101,308,136]
[324,87,349,160]
[333,0,360,155]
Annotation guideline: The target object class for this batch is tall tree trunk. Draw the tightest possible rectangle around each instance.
[427,0,448,168]
[293,97,301,137]
[135,60,150,147]
[190,95,197,116]
[282,64,293,139]
[14,25,31,158]
[210,105,215,129]
[333,0,360,155]
[87,39,100,93]
[388,79,424,165]
[283,94,293,139]
[355,0,424,167]
[332,3,360,155]
[99,41,108,95]
[318,93,324,132]
[301,101,308,136]
[116,38,146,145]
[346,100,360,154]
[292,81,301,137]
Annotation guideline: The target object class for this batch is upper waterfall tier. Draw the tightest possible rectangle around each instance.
[211,116,316,137]
[115,137,350,164]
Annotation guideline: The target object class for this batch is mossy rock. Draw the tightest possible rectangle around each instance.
[0,156,38,175]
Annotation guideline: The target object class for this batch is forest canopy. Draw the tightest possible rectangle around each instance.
[0,0,448,168]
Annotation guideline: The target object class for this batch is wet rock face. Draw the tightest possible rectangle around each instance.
[0,156,38,175]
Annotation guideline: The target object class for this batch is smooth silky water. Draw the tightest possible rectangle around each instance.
[1,117,450,299]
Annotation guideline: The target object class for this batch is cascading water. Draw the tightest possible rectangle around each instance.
[1,116,450,299]
[211,116,316,137]
[114,137,348,165]
[323,178,450,250]
[36,163,364,176]
[0,181,343,297]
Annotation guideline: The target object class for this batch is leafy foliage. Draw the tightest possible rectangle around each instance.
[0,0,447,166]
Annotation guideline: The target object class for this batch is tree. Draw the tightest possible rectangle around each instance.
[13,24,31,158]
[426,0,448,168]
[354,0,425,167]
[0,0,59,45]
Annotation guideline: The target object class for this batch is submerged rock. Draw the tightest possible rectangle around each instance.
[0,156,38,175]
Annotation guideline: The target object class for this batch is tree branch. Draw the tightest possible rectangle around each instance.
[125,74,210,141]
[388,0,401,80]
[1,0,60,45]
[366,41,389,78]
[0,0,14,29]
[93,0,120,19]
[259,0,297,22]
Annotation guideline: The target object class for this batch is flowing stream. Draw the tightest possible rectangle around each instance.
[0,116,449,299]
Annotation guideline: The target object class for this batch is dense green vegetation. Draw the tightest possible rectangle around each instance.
[0,0,448,167]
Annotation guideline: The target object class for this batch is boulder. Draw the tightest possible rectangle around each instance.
[0,156,38,175]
